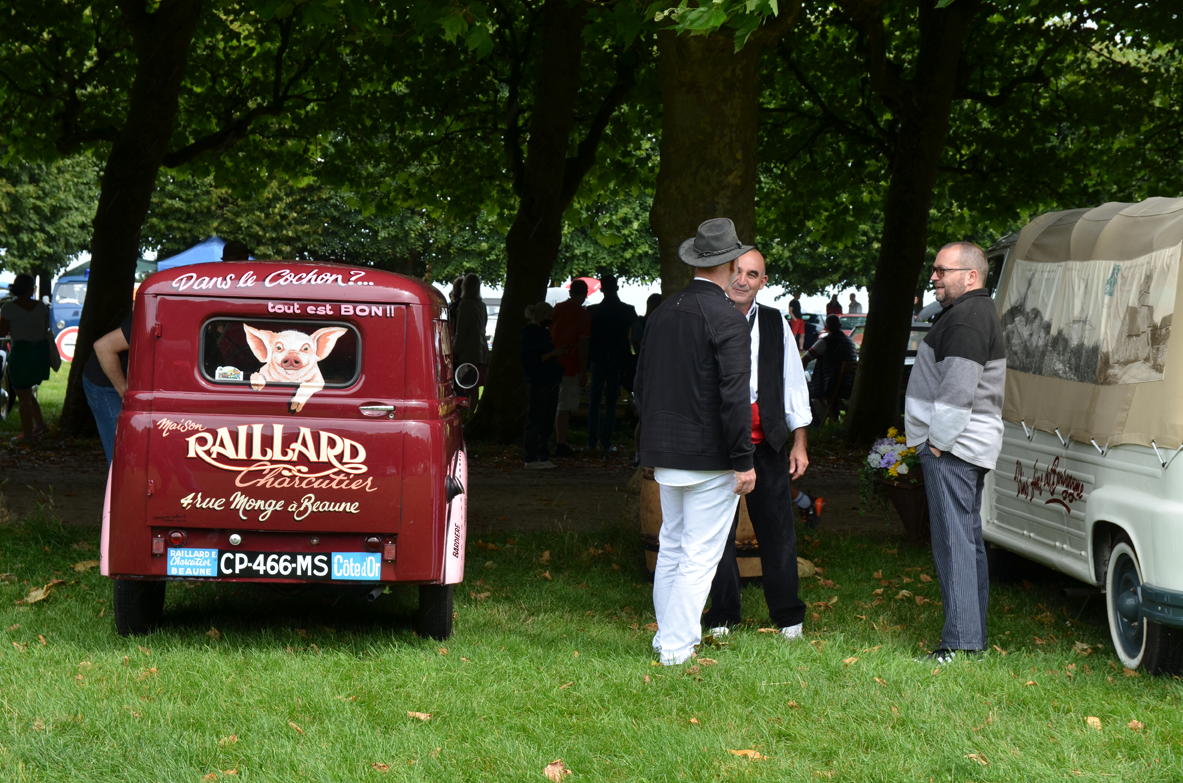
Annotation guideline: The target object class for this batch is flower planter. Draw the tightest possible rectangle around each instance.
[876,475,930,543]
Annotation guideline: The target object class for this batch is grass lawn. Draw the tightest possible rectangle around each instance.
[0,504,1179,782]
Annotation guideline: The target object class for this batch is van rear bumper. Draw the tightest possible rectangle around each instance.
[1141,584,1183,628]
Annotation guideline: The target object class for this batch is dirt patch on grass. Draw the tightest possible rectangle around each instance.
[0,433,909,543]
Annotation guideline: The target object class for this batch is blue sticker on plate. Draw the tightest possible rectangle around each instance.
[167,548,219,577]
[331,552,381,581]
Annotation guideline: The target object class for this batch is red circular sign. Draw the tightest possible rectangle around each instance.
[55,326,78,362]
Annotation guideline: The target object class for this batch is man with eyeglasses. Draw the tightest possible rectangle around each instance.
[904,242,1006,664]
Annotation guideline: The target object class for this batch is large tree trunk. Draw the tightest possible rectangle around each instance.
[649,32,761,296]
[465,0,587,443]
[649,13,800,297]
[843,0,980,443]
[60,0,204,435]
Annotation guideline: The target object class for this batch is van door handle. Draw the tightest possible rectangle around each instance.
[360,404,396,418]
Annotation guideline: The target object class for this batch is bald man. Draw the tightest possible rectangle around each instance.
[703,249,813,642]
[905,241,1005,663]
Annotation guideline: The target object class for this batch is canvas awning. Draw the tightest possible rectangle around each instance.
[997,197,1183,449]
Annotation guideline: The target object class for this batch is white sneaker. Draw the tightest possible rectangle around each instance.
[781,624,803,642]
[536,460,557,469]
[708,626,730,637]
[525,461,544,470]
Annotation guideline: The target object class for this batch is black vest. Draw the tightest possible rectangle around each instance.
[755,304,789,453]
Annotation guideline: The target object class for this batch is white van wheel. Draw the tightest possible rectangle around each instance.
[1105,539,1183,674]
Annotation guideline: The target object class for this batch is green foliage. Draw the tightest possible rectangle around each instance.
[0,156,101,277]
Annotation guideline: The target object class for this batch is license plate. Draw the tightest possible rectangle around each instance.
[167,548,381,581]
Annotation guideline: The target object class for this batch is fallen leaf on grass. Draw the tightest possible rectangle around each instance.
[202,774,218,782]
[540,551,551,564]
[1072,641,1096,656]
[757,628,780,634]
[1128,719,1145,732]
[539,571,552,581]
[20,579,64,604]
[873,677,886,686]
[206,628,222,640]
[992,644,1008,656]
[894,590,913,600]
[787,700,800,709]
[559,681,574,690]
[470,592,491,601]
[915,596,929,606]
[871,588,884,596]
[137,667,157,680]
[72,560,99,572]
[544,759,572,780]
[289,721,304,734]
[437,647,447,656]
[698,658,717,666]
[644,622,658,631]
[372,763,390,773]
[137,646,151,656]
[1086,716,1102,730]
[408,711,431,722]
[587,547,603,556]
[222,771,238,776]
[873,570,882,579]
[219,735,238,746]
[842,657,859,666]
[964,752,988,766]
[643,675,650,683]
[919,573,932,582]
[1024,680,1037,686]
[901,576,913,584]
[38,635,47,646]
[689,717,699,724]
[6,624,19,631]
[729,749,767,760]
[1123,667,1141,678]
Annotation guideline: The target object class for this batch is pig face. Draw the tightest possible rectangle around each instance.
[243,324,347,412]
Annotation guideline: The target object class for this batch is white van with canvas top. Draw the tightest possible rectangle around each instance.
[981,197,1183,674]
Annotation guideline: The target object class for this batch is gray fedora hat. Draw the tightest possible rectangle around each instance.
[678,218,754,267]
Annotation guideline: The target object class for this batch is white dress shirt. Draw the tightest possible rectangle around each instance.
[744,305,812,433]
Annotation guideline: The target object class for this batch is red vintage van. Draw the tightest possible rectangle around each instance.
[100,261,472,639]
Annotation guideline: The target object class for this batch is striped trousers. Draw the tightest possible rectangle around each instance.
[918,443,989,651]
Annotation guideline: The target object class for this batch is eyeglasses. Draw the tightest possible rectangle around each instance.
[930,266,972,279]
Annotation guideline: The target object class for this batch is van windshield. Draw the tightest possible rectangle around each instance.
[201,319,360,387]
[54,282,87,305]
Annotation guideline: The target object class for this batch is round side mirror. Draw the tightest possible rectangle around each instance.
[455,362,480,390]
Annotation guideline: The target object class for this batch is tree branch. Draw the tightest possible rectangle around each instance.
[558,46,639,209]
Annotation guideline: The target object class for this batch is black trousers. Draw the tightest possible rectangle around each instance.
[703,440,806,629]
[524,381,560,462]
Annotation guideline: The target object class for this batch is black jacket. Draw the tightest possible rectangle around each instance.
[519,323,563,387]
[634,278,753,472]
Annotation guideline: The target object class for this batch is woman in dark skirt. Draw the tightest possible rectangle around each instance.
[519,301,567,469]
[0,274,53,441]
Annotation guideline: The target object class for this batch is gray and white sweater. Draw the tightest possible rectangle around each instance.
[905,288,1006,470]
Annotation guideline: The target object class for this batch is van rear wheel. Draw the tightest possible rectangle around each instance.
[1105,538,1183,675]
[113,580,166,636]
[417,584,454,640]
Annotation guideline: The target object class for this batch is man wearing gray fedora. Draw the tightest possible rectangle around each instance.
[634,217,756,666]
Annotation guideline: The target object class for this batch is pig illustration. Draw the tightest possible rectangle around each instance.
[243,324,348,412]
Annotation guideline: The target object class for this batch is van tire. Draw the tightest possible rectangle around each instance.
[113,580,166,636]
[1105,537,1183,675]
[417,584,454,640]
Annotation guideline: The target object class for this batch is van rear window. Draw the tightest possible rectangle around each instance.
[201,319,360,387]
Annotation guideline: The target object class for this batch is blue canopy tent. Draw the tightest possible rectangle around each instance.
[156,237,229,270]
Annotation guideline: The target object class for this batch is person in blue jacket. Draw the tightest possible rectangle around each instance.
[519,301,568,469]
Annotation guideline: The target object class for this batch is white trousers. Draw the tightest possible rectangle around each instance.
[653,471,740,665]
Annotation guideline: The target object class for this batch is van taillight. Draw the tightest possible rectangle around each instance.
[363,535,382,552]
[168,530,187,546]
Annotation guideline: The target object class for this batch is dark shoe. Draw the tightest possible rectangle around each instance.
[916,648,981,664]
[603,445,618,454]
[803,496,825,529]
[554,443,576,458]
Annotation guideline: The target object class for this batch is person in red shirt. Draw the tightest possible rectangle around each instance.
[788,299,806,351]
[549,279,591,457]
[826,294,843,315]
